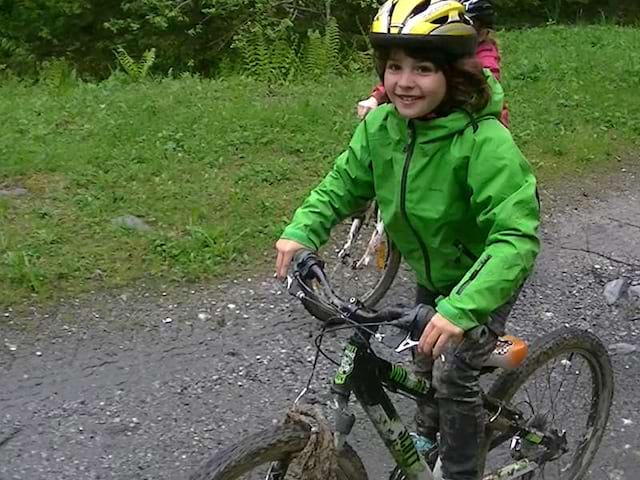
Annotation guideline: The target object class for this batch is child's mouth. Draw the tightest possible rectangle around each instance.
[397,95,422,105]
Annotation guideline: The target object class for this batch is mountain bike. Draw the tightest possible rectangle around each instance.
[322,201,401,307]
[189,252,614,480]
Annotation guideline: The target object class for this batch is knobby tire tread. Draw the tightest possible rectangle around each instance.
[189,423,368,480]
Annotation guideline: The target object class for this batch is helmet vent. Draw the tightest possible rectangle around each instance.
[409,1,432,18]
[387,1,399,31]
[431,14,448,25]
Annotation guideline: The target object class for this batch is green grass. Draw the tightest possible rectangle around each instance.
[501,25,640,168]
[1,25,639,308]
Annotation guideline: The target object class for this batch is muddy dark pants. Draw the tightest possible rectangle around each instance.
[414,286,514,480]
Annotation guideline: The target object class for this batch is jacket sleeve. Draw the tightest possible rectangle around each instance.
[436,127,540,331]
[280,121,375,250]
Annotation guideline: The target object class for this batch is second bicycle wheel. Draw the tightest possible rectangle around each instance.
[484,327,614,480]
[322,216,401,308]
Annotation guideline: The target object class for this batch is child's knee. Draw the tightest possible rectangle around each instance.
[432,352,482,401]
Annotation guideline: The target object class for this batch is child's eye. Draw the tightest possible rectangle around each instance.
[386,62,402,72]
[416,64,436,74]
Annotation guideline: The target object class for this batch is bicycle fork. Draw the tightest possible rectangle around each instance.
[333,386,437,480]
[331,346,436,480]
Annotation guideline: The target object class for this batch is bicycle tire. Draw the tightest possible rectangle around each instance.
[188,423,368,480]
[486,327,614,480]
[360,235,401,308]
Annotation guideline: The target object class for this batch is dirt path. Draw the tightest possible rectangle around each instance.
[1,163,639,480]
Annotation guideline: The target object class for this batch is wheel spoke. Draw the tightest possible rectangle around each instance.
[321,213,399,307]
[484,329,613,480]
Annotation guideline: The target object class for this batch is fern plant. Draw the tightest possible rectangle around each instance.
[38,58,78,91]
[233,21,298,83]
[324,17,341,72]
[227,17,353,81]
[114,46,156,81]
[302,17,341,78]
[0,37,36,75]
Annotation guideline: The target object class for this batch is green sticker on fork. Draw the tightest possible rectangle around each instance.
[524,432,543,444]
[334,344,357,385]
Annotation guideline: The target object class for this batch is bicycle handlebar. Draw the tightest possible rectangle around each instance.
[287,250,429,341]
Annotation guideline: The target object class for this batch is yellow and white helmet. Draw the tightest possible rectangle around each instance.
[370,0,477,59]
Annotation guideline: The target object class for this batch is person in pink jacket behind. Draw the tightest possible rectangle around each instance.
[358,0,510,127]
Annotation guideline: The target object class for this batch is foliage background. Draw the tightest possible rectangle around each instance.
[1,25,639,305]
[1,0,639,78]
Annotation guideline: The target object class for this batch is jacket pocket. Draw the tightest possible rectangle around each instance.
[456,254,492,295]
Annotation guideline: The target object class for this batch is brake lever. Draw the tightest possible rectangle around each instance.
[395,333,419,353]
[286,273,310,301]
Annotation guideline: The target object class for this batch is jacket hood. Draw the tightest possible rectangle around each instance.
[385,69,505,143]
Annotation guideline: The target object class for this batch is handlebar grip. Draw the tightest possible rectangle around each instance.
[411,309,430,341]
[293,250,325,280]
[392,305,435,340]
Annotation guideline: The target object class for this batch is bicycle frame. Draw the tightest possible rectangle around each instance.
[330,335,542,480]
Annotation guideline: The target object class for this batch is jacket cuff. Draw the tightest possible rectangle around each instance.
[436,299,480,332]
[279,228,318,251]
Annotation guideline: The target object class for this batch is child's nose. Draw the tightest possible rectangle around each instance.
[397,70,416,88]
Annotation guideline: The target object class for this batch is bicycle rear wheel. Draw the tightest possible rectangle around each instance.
[485,327,614,480]
[189,423,368,480]
[322,215,401,308]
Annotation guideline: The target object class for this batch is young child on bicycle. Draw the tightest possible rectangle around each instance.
[357,0,510,127]
[275,1,540,479]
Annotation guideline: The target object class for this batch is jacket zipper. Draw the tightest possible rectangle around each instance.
[455,240,477,262]
[456,254,492,295]
[400,121,437,292]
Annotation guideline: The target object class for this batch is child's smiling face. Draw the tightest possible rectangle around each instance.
[384,49,447,119]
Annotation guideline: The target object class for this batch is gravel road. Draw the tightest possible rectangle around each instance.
[1,164,639,480]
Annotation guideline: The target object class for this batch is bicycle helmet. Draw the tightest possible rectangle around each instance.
[370,0,477,61]
[461,0,496,28]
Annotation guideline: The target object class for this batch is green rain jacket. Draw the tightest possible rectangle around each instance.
[281,73,540,331]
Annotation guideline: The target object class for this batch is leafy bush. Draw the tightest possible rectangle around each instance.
[2,0,638,78]
[1,25,639,306]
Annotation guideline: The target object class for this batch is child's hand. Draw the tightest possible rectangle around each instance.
[418,312,464,358]
[275,239,307,280]
[357,96,379,119]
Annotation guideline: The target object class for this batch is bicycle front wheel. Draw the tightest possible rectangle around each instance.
[189,423,368,480]
[322,220,401,308]
[485,327,614,480]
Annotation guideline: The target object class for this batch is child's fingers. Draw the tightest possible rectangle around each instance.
[419,321,436,356]
[277,251,294,279]
[432,334,450,358]
[275,249,287,279]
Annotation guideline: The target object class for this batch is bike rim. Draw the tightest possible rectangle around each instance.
[324,223,394,303]
[486,346,610,480]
